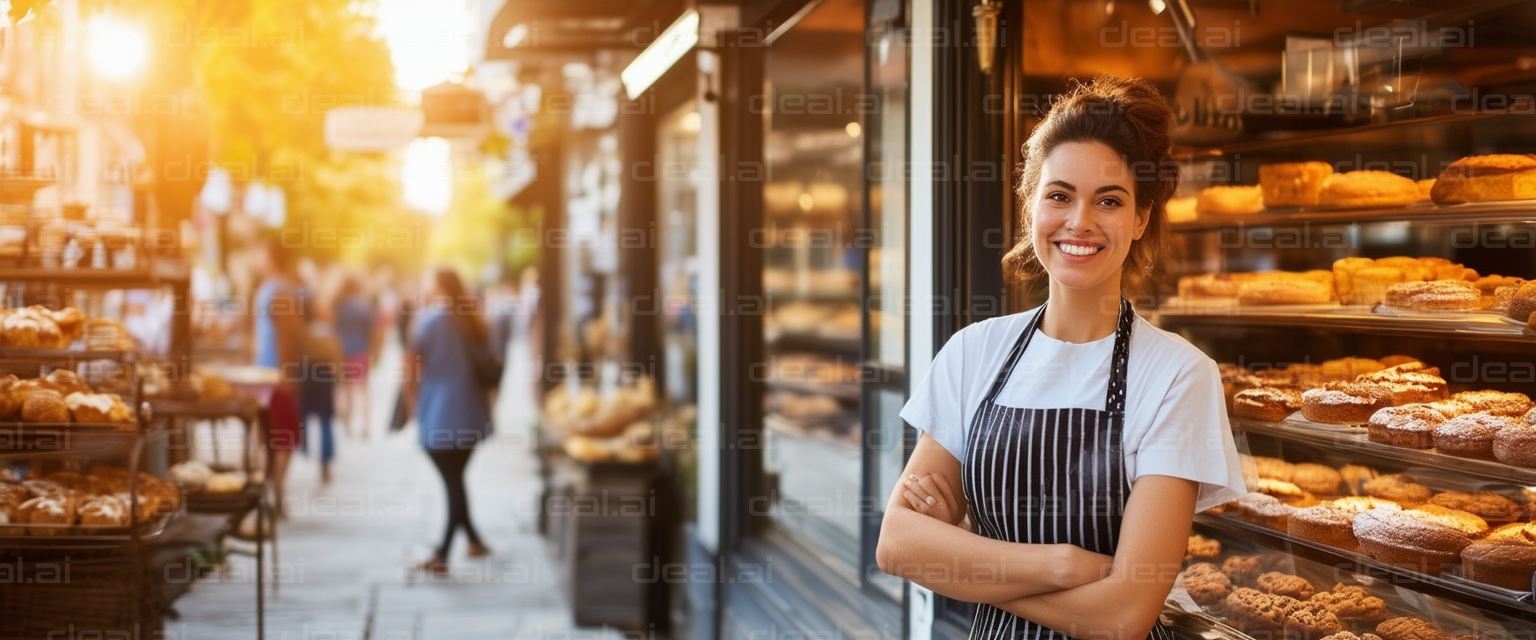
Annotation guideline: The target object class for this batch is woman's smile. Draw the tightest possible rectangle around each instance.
[1053,239,1106,259]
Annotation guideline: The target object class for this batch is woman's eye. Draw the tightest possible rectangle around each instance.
[1047,192,1069,203]
[1098,197,1123,208]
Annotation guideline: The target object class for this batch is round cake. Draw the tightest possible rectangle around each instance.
[1492,422,1536,468]
[1235,492,1299,531]
[1459,522,1536,591]
[1303,383,1394,425]
[1508,282,1536,325]
[1368,404,1447,448]
[1353,505,1488,573]
[1234,387,1304,422]
[1355,366,1449,405]
[1289,498,1400,552]
[1433,412,1511,460]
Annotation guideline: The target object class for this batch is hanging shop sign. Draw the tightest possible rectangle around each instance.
[324,107,423,151]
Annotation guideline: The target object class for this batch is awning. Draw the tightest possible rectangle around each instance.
[483,0,686,64]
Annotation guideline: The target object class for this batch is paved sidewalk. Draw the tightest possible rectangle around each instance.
[166,339,619,640]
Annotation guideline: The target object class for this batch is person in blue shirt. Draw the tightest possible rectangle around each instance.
[402,267,493,574]
[332,273,378,439]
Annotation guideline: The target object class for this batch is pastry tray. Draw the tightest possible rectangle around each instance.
[1275,412,1367,434]
[0,508,180,550]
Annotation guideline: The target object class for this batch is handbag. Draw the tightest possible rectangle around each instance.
[459,321,504,391]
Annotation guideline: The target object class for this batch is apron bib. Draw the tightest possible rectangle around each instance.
[961,298,1172,640]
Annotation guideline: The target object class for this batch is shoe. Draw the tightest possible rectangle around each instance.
[466,542,491,558]
[416,557,449,576]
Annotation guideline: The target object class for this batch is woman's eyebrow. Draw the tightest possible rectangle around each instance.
[1094,185,1131,195]
[1044,179,1075,191]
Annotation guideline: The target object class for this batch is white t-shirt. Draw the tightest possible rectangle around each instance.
[900,306,1247,512]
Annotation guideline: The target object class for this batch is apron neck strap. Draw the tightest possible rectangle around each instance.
[984,297,1136,414]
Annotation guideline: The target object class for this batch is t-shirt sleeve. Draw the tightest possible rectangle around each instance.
[1133,356,1247,512]
[899,327,970,464]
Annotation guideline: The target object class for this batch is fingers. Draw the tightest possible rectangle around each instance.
[905,474,936,507]
[901,489,929,513]
[926,472,958,510]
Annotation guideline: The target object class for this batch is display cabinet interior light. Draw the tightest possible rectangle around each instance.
[621,10,700,100]
[503,23,531,48]
[973,0,1001,75]
[845,122,861,138]
[1149,0,1167,14]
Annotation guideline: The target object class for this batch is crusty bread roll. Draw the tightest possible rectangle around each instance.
[21,389,71,423]
[1318,171,1422,208]
[1259,162,1334,207]
[1430,154,1536,204]
[64,392,135,424]
[1196,185,1265,216]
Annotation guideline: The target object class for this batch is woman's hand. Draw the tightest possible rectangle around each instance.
[900,472,963,526]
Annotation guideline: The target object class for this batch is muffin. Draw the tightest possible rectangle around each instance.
[1363,474,1432,505]
[1368,404,1447,448]
[1180,562,1232,606]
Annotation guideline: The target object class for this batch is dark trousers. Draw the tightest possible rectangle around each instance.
[427,447,483,558]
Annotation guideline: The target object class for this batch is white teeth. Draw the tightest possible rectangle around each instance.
[1058,243,1101,256]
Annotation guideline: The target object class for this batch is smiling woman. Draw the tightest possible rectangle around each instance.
[876,75,1247,640]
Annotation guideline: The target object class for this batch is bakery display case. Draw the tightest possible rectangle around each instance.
[1141,1,1536,637]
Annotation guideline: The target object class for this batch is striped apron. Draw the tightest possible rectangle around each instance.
[961,298,1172,640]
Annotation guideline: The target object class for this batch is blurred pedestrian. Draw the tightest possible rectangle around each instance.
[251,239,306,515]
[333,272,378,439]
[298,262,341,485]
[402,267,498,574]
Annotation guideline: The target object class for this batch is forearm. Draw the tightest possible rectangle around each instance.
[877,506,1087,604]
[991,559,1181,640]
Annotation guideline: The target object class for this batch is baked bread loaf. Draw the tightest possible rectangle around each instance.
[1364,474,1432,505]
[1320,357,1385,380]
[18,495,77,535]
[1367,404,1446,448]
[1253,456,1296,482]
[1416,179,1436,199]
[1259,162,1335,207]
[1318,171,1423,209]
[1339,465,1379,496]
[42,369,91,396]
[1289,498,1400,552]
[1384,280,1480,311]
[49,308,86,343]
[1492,422,1536,468]
[63,392,135,424]
[0,373,22,419]
[1460,522,1536,590]
[1179,562,1231,606]
[1429,154,1536,204]
[1233,387,1303,421]
[1428,490,1523,523]
[76,495,129,529]
[1378,355,1420,368]
[1353,505,1488,573]
[1302,382,1393,424]
[1,309,64,349]
[1354,267,1410,306]
[20,389,70,423]
[1196,185,1265,216]
[1165,196,1197,223]
[1434,412,1512,460]
[1451,390,1533,418]
[1238,279,1334,305]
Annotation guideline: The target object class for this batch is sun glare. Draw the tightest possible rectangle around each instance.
[377,0,471,93]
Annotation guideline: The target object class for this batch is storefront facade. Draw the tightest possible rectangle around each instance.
[489,0,1536,638]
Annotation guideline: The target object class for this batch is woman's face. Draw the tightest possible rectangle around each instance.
[1030,141,1148,293]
